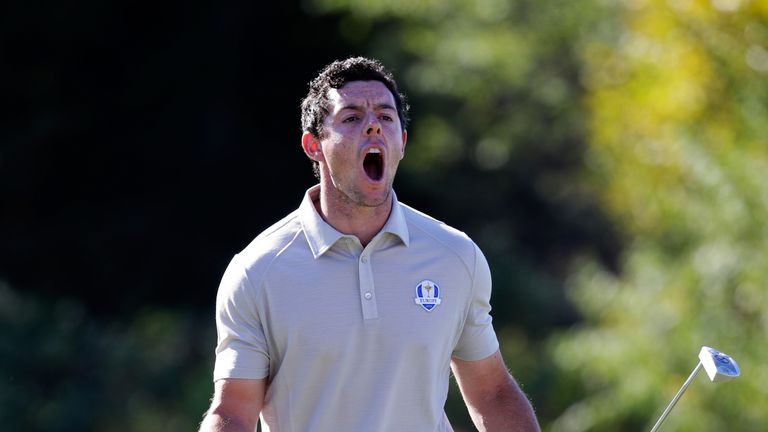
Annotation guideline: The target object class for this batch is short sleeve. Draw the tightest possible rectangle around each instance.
[452,243,500,361]
[213,254,270,381]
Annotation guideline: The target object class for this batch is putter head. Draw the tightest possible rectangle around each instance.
[699,346,740,382]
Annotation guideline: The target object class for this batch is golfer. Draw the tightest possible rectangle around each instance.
[199,57,540,431]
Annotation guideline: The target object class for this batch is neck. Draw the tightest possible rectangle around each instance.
[314,185,393,247]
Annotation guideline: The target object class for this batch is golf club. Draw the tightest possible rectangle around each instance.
[649,346,740,432]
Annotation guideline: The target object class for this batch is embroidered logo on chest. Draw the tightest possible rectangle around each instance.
[414,279,442,312]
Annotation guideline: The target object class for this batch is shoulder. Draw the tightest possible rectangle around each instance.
[237,209,307,274]
[398,202,480,269]
[399,201,473,247]
[216,209,308,311]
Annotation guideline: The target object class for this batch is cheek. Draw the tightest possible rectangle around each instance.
[324,142,356,170]
[389,149,404,167]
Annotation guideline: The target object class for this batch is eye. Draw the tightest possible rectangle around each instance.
[343,116,359,123]
[380,114,394,122]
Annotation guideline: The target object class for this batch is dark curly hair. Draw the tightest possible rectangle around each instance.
[300,57,410,178]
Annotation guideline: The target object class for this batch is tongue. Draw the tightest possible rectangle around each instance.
[364,153,383,181]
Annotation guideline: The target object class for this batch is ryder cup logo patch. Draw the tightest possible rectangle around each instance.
[414,279,442,312]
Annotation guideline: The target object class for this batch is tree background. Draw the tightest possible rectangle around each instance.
[2,0,767,430]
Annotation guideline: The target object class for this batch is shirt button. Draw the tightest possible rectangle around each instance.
[364,292,373,300]
[361,255,369,263]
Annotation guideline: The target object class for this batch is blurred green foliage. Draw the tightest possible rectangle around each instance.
[550,1,768,431]
[0,282,213,431]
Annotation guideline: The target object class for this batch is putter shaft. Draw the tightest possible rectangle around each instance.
[649,361,702,432]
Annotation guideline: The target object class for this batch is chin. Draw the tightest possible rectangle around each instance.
[358,188,392,208]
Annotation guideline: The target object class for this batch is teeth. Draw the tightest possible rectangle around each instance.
[367,148,381,154]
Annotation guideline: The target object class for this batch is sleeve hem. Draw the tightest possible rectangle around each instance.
[213,366,269,382]
[452,338,500,362]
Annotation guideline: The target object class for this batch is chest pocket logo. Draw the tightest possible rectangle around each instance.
[414,279,442,312]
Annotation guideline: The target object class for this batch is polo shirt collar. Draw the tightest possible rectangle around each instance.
[380,190,410,247]
[300,185,410,258]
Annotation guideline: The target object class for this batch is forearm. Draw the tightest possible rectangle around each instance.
[198,412,253,432]
[199,378,264,432]
[466,376,541,432]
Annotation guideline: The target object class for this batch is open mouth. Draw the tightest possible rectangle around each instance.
[363,148,384,181]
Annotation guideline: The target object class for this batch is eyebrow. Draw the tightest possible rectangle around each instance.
[339,103,397,112]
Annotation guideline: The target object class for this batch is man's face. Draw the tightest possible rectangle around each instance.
[314,80,407,208]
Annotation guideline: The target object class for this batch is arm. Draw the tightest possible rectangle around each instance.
[199,378,266,432]
[451,350,541,432]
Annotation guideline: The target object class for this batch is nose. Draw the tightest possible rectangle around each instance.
[364,115,382,136]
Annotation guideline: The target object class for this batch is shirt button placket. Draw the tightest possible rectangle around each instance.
[359,253,378,320]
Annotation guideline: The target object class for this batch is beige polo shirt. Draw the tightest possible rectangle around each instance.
[214,185,499,432]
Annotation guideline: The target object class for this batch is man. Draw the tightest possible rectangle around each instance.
[199,57,540,432]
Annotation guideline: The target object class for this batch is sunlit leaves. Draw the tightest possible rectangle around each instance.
[553,0,768,430]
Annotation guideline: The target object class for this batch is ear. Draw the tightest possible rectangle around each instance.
[302,132,324,162]
[400,130,408,159]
